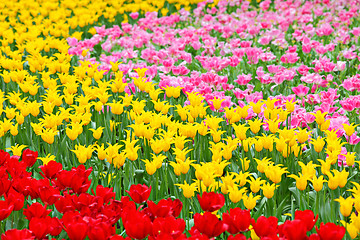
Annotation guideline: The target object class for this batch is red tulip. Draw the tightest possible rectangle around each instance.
[123,208,153,239]
[295,210,318,232]
[66,221,88,240]
[251,216,278,238]
[0,150,10,166]
[316,222,346,240]
[188,231,210,240]
[125,184,151,204]
[0,168,12,196]
[0,200,14,221]
[188,226,211,239]
[5,188,24,211]
[197,192,225,212]
[29,178,50,200]
[111,196,136,221]
[280,219,308,240]
[39,185,61,205]
[55,194,77,213]
[109,236,131,240]
[23,202,51,221]
[39,161,62,179]
[193,212,227,238]
[88,220,114,240]
[29,217,51,240]
[49,217,63,236]
[62,212,88,240]
[146,198,183,219]
[227,234,247,240]
[95,185,116,204]
[152,216,186,239]
[54,165,92,194]
[21,149,38,168]
[5,159,30,179]
[1,229,35,240]
[222,208,251,234]
[149,233,187,240]
[309,233,320,240]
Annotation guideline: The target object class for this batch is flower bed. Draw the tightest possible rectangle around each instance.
[0,0,360,239]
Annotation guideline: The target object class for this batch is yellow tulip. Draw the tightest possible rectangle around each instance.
[175,180,197,198]
[261,182,277,199]
[228,186,246,203]
[243,193,261,210]
[335,196,354,217]
[296,128,311,144]
[248,118,263,134]
[90,127,104,140]
[6,144,27,156]
[37,154,56,165]
[249,176,266,193]
[142,159,157,175]
[310,175,327,192]
[310,137,326,153]
[343,123,358,137]
[232,123,249,141]
[250,100,264,114]
[311,110,327,126]
[289,173,309,191]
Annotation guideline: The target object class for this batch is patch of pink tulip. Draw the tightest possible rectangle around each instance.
[68,0,360,140]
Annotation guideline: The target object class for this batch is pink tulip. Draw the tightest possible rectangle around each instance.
[292,85,309,98]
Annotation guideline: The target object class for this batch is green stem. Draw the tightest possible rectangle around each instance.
[0,220,3,235]
[315,190,320,217]
[330,190,335,223]
[155,170,159,200]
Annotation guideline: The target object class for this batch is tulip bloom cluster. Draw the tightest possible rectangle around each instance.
[1,0,360,239]
[0,149,125,240]
[0,149,347,239]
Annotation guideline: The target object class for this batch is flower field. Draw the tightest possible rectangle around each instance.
[1,0,360,239]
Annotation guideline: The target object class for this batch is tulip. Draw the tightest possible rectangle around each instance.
[29,217,51,240]
[343,123,358,137]
[5,188,24,211]
[335,196,354,217]
[222,208,251,234]
[294,210,318,232]
[66,221,88,240]
[311,110,327,126]
[193,212,227,238]
[21,148,38,167]
[197,191,225,212]
[125,184,151,204]
[0,150,10,166]
[1,229,35,240]
[23,202,51,221]
[227,234,247,240]
[280,219,308,240]
[251,216,278,238]
[123,209,152,240]
[152,216,186,239]
[175,180,197,198]
[39,160,63,179]
[0,168,12,196]
[310,137,326,153]
[289,173,309,191]
[0,200,14,221]
[316,222,346,240]
[88,221,114,240]
[95,185,116,204]
[243,193,260,210]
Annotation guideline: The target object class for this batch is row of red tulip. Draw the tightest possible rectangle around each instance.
[0,149,346,239]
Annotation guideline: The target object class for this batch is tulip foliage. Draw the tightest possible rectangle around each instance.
[1,0,360,239]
